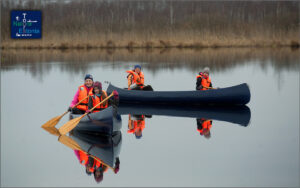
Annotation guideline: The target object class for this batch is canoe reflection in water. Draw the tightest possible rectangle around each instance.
[69,106,122,135]
[70,129,122,183]
[117,103,251,138]
[42,127,122,183]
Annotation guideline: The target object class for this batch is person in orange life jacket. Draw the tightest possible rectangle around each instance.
[127,64,144,90]
[74,150,93,176]
[127,114,145,139]
[91,157,120,182]
[87,81,108,113]
[86,156,96,175]
[196,118,212,139]
[94,163,108,183]
[196,67,212,90]
[74,150,89,166]
[68,74,94,114]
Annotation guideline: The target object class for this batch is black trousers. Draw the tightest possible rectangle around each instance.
[71,107,85,114]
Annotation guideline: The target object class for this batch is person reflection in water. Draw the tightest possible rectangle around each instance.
[127,114,145,139]
[74,149,120,183]
[74,150,92,175]
[196,118,212,139]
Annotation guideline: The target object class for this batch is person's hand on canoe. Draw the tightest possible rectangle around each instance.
[67,107,72,112]
[113,90,119,100]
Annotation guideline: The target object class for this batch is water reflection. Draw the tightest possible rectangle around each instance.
[1,48,299,80]
[118,103,251,126]
[118,103,251,138]
[127,114,147,139]
[196,118,212,139]
[69,129,122,173]
[42,127,122,184]
[69,106,122,135]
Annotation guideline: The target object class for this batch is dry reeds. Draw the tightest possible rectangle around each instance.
[1,0,299,49]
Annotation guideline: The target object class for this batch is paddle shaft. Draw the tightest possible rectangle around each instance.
[59,95,89,118]
[88,92,114,113]
[203,86,217,90]
[72,95,90,109]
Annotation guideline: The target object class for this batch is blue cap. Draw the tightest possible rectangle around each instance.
[84,74,93,81]
[135,133,142,139]
[134,65,142,70]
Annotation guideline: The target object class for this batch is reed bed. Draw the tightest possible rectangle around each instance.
[1,0,299,49]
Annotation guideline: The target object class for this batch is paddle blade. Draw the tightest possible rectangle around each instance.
[42,127,60,136]
[58,116,82,135]
[41,111,68,128]
[41,115,62,128]
[58,135,82,150]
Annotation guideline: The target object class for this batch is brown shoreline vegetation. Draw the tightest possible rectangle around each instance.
[2,48,299,73]
[1,0,299,49]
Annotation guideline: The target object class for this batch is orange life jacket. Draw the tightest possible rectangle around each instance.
[126,70,144,89]
[90,91,108,113]
[197,120,212,134]
[78,150,89,166]
[196,75,211,90]
[77,85,93,111]
[127,115,145,133]
[90,157,109,173]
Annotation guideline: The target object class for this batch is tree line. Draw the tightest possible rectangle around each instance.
[1,0,299,48]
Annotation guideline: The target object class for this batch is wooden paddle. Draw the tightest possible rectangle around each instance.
[41,95,90,128]
[203,86,218,90]
[58,135,114,170]
[58,93,114,135]
[42,126,60,136]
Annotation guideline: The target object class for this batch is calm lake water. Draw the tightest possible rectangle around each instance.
[1,48,299,187]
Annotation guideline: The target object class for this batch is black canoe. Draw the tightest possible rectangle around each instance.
[70,106,122,135]
[107,83,250,106]
[69,130,122,168]
[117,103,251,126]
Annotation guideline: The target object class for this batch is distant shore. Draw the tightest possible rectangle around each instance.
[1,0,299,50]
[1,38,299,49]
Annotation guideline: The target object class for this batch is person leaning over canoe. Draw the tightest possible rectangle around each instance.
[68,74,94,114]
[196,118,212,139]
[196,67,212,90]
[127,64,144,90]
[87,81,108,113]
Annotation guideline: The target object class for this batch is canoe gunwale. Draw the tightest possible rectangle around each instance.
[107,83,251,106]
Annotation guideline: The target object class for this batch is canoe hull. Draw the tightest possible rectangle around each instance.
[69,130,122,168]
[107,83,251,106]
[70,106,122,135]
[117,103,251,126]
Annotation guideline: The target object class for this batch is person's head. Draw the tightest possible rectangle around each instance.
[84,74,94,88]
[203,128,211,139]
[93,81,102,95]
[135,129,143,139]
[85,166,92,176]
[203,67,210,77]
[134,65,141,73]
[132,114,144,120]
[94,169,104,183]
